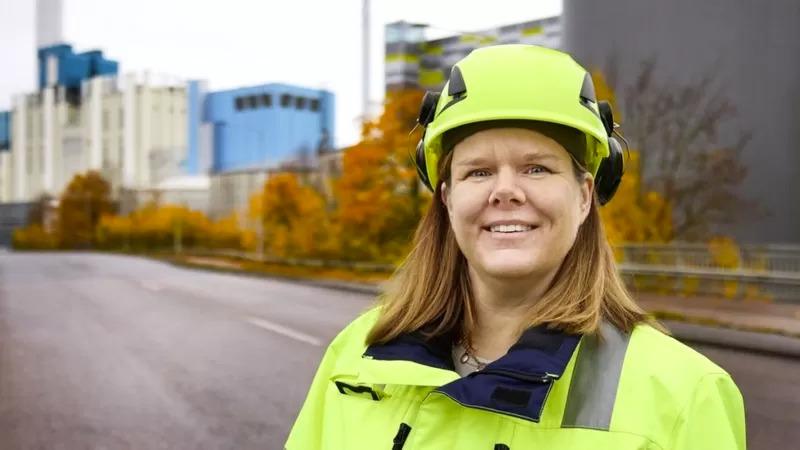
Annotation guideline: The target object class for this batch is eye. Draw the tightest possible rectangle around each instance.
[525,165,551,175]
[466,169,491,178]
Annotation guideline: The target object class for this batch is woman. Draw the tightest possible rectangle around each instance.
[285,45,745,450]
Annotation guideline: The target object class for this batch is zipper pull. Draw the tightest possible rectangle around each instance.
[392,423,412,450]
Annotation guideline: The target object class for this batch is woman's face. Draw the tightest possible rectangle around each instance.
[442,127,593,280]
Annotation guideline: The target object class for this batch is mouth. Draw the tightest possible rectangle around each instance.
[481,224,539,234]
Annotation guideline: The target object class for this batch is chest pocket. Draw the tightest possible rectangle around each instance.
[329,376,431,450]
[335,380,383,401]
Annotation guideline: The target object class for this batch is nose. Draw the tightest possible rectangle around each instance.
[488,168,526,207]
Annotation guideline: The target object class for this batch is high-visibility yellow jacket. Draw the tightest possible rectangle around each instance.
[286,308,745,449]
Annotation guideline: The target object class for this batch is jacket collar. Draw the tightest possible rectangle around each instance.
[362,323,581,422]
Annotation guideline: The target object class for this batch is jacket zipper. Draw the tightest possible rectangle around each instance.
[392,423,412,450]
[473,368,555,384]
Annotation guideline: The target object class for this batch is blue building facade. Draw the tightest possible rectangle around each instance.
[0,111,10,152]
[186,82,335,174]
[37,44,118,90]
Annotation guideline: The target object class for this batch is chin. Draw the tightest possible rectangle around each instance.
[479,256,541,279]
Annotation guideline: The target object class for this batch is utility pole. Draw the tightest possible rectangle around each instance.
[173,215,182,255]
[362,0,371,120]
[256,217,264,262]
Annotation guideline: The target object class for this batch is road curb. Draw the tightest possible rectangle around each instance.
[168,257,800,359]
[662,320,800,359]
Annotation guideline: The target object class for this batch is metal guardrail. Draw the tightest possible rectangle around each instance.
[620,263,800,302]
[188,248,800,303]
[617,242,800,273]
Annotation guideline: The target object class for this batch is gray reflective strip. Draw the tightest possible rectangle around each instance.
[561,321,630,430]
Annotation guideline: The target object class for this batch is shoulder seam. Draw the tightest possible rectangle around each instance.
[664,371,731,449]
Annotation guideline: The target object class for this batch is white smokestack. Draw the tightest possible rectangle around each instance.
[36,0,64,48]
[362,0,370,120]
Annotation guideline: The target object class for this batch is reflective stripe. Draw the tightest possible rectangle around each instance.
[561,321,630,430]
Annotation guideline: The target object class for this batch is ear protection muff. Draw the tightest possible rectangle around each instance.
[415,91,440,192]
[595,100,624,205]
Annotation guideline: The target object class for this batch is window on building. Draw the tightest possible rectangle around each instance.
[295,97,307,110]
[310,99,320,112]
[235,97,245,111]
[280,94,292,108]
[246,95,258,109]
[260,94,272,107]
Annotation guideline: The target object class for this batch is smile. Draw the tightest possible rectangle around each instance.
[487,224,534,233]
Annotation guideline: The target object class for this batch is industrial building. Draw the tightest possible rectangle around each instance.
[384,17,562,92]
[0,0,336,237]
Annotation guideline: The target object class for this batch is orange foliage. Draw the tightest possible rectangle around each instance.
[334,89,431,261]
[248,173,335,258]
[57,171,115,249]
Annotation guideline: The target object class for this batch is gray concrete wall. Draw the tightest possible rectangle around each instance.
[0,202,33,247]
[563,0,800,244]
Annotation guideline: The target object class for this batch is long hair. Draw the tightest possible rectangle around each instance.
[366,146,655,346]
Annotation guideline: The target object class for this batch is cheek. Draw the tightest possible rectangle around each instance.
[528,182,583,226]
[448,188,485,231]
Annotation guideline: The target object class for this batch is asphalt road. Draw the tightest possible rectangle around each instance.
[0,253,797,449]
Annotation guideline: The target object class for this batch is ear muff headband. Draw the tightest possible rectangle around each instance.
[595,100,624,205]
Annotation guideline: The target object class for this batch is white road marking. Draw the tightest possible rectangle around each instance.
[246,317,323,347]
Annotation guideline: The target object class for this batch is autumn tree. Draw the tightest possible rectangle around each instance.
[334,89,429,262]
[600,151,673,244]
[248,172,333,259]
[597,59,755,240]
[57,171,115,249]
[591,70,673,244]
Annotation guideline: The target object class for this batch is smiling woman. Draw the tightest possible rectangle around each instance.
[285,45,745,450]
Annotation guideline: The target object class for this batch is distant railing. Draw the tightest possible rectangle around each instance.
[183,244,800,303]
[616,242,800,273]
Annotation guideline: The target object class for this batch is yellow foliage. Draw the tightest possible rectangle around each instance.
[708,236,741,269]
[206,213,242,249]
[96,204,242,251]
[707,236,742,299]
[248,172,335,259]
[588,70,673,244]
[591,70,622,122]
[12,224,58,250]
[681,276,700,297]
[57,170,115,249]
[600,151,673,244]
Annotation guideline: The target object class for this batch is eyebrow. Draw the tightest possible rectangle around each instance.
[455,153,561,167]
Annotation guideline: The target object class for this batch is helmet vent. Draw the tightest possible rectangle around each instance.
[448,66,467,97]
[579,72,596,104]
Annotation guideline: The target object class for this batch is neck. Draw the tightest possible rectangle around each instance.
[466,265,559,361]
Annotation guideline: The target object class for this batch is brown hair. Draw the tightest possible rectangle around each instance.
[366,138,656,346]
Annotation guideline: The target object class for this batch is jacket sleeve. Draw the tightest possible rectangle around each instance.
[284,343,340,450]
[669,373,746,450]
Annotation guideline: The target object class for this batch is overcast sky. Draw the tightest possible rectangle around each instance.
[0,0,562,147]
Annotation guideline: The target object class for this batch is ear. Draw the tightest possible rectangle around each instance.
[579,173,594,223]
[440,182,451,212]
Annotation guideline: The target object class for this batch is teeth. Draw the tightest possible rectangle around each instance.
[489,224,533,233]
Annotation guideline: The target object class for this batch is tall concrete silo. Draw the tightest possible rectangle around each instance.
[563,0,800,244]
